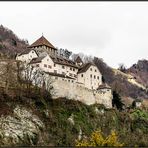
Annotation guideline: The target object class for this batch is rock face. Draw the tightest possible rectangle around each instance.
[0,106,44,146]
[127,59,148,88]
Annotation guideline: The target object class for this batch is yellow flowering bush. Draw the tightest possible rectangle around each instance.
[75,130,124,147]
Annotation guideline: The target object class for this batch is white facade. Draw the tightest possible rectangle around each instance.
[77,65,102,90]
[53,64,78,78]
[31,54,78,79]
[16,50,38,63]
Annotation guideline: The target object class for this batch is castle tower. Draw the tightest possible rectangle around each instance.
[28,35,57,56]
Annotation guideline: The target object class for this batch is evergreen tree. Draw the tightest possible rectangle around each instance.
[112,91,124,111]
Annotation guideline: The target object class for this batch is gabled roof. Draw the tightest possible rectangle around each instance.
[50,55,78,68]
[29,56,46,64]
[28,36,57,50]
[78,62,96,74]
[18,49,38,56]
[98,83,111,89]
[75,56,83,64]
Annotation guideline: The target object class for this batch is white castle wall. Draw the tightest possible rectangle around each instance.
[50,78,112,108]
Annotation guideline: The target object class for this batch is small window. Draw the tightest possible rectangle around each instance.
[90,74,92,78]
[32,51,34,53]
[95,69,97,72]
[54,64,56,67]
[70,67,72,70]
[90,68,92,71]
[73,68,75,71]
[47,59,49,61]
[44,64,47,67]
[48,65,52,68]
[81,74,83,77]
[97,76,99,80]
[94,75,96,79]
[62,65,65,69]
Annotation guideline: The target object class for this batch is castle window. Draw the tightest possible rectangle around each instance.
[81,74,83,77]
[44,64,47,67]
[94,75,96,79]
[62,65,65,69]
[48,65,52,68]
[69,73,73,77]
[62,72,65,75]
[90,74,92,78]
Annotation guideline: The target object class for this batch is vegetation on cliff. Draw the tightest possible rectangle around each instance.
[0,84,147,146]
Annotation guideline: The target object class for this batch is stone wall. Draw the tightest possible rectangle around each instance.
[50,78,112,108]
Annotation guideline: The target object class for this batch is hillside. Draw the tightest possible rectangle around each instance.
[0,86,147,147]
[94,57,148,104]
[127,59,148,89]
[0,25,28,58]
[0,25,147,146]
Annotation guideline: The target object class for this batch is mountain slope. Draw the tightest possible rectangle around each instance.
[0,25,28,57]
[127,59,148,89]
[94,57,148,102]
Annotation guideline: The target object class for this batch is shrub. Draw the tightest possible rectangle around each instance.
[75,130,124,147]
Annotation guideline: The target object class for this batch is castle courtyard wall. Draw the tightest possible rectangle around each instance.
[49,77,112,108]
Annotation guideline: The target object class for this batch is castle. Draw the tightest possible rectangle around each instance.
[16,35,113,108]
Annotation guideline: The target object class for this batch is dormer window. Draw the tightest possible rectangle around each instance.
[90,68,92,71]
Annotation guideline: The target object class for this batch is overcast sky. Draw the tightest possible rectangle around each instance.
[0,2,148,68]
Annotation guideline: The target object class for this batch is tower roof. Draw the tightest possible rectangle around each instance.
[75,56,83,64]
[28,36,57,49]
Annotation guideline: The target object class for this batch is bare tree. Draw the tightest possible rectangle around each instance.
[118,63,126,73]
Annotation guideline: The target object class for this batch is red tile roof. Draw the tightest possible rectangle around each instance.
[28,36,57,50]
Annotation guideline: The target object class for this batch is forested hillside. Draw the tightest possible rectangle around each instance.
[0,25,28,58]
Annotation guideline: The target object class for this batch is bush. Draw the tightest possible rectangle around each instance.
[75,130,124,146]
